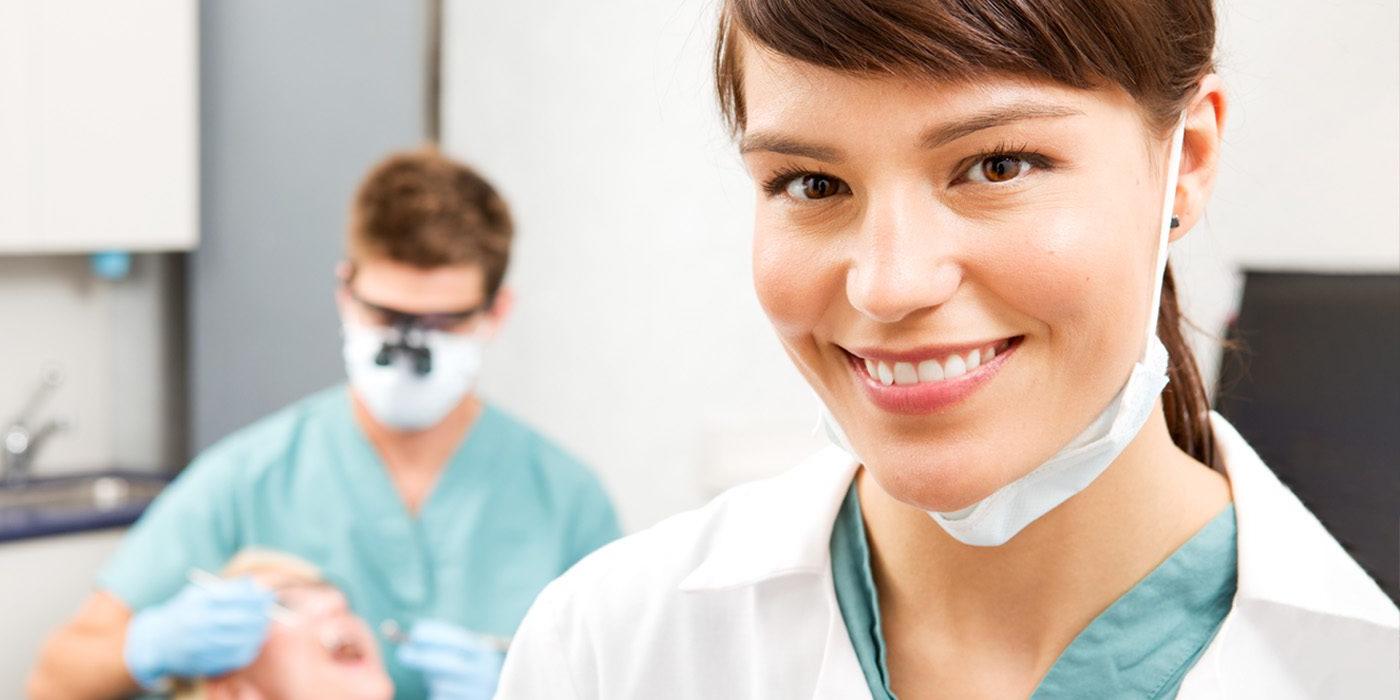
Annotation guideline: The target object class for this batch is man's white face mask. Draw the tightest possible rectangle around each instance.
[821,117,1189,547]
[342,322,485,432]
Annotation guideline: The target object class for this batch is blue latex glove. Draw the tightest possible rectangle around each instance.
[123,576,276,689]
[397,620,506,700]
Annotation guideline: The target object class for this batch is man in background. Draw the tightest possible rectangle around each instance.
[29,149,621,699]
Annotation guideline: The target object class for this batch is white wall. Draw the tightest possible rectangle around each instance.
[443,1,1399,532]
[443,0,825,530]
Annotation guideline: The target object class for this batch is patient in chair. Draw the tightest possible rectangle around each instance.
[173,549,393,700]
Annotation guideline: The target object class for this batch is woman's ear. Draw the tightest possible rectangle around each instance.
[1171,74,1228,241]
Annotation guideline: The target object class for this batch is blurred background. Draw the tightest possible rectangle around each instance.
[0,0,1395,692]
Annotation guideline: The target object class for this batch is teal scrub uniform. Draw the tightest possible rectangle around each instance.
[830,484,1237,699]
[99,386,621,699]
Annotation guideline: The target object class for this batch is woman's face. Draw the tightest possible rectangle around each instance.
[738,43,1176,512]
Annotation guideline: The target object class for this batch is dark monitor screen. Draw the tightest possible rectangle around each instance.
[1215,271,1399,604]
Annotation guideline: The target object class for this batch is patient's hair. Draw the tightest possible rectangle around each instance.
[349,148,515,300]
[171,549,324,700]
[221,548,322,584]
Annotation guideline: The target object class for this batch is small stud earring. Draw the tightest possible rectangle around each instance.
[1170,215,1181,229]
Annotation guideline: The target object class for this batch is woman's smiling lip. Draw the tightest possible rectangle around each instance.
[845,336,1022,414]
[847,338,1015,363]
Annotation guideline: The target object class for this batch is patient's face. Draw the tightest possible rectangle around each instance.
[206,575,392,700]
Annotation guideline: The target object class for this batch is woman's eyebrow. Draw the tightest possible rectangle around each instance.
[739,102,1082,162]
[739,133,844,163]
[920,102,1083,149]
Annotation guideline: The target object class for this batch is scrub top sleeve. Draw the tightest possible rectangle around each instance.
[565,477,622,567]
[96,452,242,611]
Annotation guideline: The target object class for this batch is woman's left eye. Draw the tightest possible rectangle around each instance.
[784,173,848,201]
[963,155,1034,184]
[762,170,851,201]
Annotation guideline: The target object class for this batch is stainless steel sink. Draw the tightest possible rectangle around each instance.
[0,474,166,512]
[0,471,171,541]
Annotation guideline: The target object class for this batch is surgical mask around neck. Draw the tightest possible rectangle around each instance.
[821,117,1188,547]
[342,322,485,431]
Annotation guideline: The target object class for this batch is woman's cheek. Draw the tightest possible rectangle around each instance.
[751,226,842,338]
[991,209,1123,331]
[990,214,1153,399]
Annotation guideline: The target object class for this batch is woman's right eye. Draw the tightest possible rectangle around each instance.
[767,172,850,201]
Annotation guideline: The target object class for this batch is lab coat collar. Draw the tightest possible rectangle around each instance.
[679,445,859,591]
[1210,412,1397,629]
[680,413,1397,637]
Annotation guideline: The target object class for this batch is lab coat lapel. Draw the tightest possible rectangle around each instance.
[812,571,878,698]
[676,445,872,696]
[1176,414,1399,697]
[678,446,859,591]
[1210,413,1396,628]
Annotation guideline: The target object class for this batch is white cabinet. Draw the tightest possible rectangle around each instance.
[0,528,127,694]
[0,1,197,254]
[0,0,36,247]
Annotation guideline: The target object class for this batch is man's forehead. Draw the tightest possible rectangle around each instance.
[350,258,488,312]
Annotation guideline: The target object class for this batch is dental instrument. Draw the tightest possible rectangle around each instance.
[187,568,364,661]
[379,618,511,654]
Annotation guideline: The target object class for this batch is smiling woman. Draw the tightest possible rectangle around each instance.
[493,2,1399,698]
[737,72,1192,520]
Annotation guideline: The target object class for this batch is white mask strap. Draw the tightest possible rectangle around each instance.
[1144,117,1189,348]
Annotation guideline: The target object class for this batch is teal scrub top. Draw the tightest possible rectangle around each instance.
[100,386,621,699]
[830,484,1237,699]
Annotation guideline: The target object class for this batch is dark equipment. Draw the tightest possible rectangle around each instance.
[1215,271,1399,604]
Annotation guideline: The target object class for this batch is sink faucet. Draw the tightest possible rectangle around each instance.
[2,366,68,485]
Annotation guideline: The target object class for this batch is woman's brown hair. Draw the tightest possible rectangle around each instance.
[715,0,1221,468]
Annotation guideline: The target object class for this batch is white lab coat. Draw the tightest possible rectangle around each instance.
[496,414,1399,698]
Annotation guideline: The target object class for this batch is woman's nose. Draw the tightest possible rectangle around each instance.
[845,190,963,324]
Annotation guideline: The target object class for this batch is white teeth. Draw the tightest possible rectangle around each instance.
[877,361,894,386]
[943,354,967,379]
[917,359,944,382]
[893,362,918,386]
[863,340,1010,387]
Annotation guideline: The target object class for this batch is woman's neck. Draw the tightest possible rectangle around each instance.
[858,401,1232,697]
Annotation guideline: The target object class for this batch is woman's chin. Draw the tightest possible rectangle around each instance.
[864,457,1009,515]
